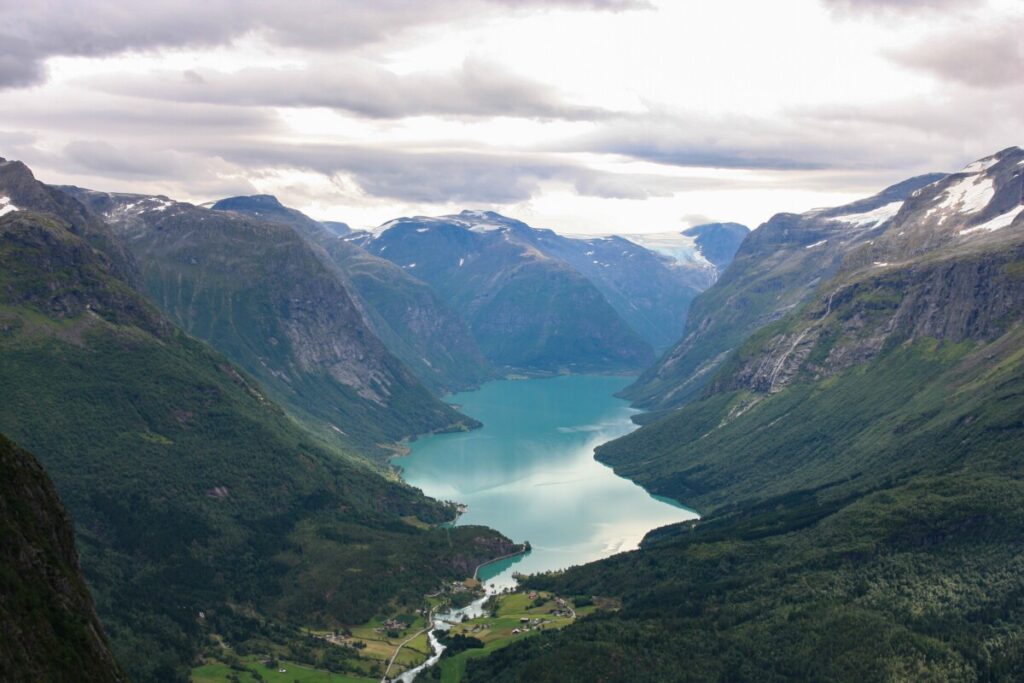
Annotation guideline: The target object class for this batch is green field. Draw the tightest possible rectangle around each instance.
[421,592,594,682]
[192,657,375,683]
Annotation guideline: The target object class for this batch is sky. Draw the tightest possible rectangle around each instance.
[0,0,1021,234]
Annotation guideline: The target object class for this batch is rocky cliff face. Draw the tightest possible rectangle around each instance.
[716,242,1024,395]
[210,195,494,393]
[714,148,1024,397]
[66,187,474,454]
[622,172,948,411]
[0,434,127,683]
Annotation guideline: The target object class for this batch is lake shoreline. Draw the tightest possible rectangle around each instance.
[393,374,698,590]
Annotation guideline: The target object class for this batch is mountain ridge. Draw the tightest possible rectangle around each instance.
[0,182,513,681]
[209,195,496,393]
[64,186,475,456]
[459,147,1024,682]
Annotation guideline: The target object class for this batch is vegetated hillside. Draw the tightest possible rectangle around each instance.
[210,195,494,393]
[359,210,657,372]
[65,187,475,457]
[622,172,947,412]
[0,208,515,682]
[0,434,128,683]
[463,149,1024,682]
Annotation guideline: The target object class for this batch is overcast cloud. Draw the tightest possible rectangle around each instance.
[0,0,1020,233]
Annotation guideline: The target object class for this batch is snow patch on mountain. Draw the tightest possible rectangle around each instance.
[959,206,1024,235]
[928,174,995,220]
[961,156,1002,174]
[622,232,714,270]
[832,201,904,227]
[0,196,19,216]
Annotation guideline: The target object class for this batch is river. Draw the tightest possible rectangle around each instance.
[395,375,697,589]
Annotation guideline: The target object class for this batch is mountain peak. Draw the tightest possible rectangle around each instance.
[957,146,1023,175]
[211,194,285,212]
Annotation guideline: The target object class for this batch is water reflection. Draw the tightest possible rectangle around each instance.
[396,375,697,588]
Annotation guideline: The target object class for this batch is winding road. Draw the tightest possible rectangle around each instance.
[381,609,434,683]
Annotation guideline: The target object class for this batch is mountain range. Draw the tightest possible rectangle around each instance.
[353,210,743,370]
[208,195,495,394]
[461,147,1024,682]
[4,145,1023,683]
[0,155,730,682]
[66,187,476,457]
[0,160,516,681]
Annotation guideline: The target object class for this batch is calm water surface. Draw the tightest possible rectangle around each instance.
[396,375,697,588]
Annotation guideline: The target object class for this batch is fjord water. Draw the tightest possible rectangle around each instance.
[396,375,697,587]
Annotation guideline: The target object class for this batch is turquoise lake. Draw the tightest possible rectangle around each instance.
[395,375,697,588]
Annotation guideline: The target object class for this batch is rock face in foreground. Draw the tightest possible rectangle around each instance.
[0,434,127,683]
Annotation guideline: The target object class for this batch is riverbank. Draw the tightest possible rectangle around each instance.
[408,590,601,682]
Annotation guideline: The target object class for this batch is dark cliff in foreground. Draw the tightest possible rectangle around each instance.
[0,434,127,683]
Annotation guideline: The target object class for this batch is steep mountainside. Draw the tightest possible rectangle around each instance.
[360,211,656,372]
[511,222,707,351]
[66,188,475,455]
[681,222,751,268]
[0,158,137,284]
[623,172,947,411]
[210,195,494,393]
[0,434,127,683]
[0,204,514,682]
[464,149,1024,682]
[622,222,749,276]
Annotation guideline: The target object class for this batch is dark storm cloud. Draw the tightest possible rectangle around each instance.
[0,94,282,138]
[0,0,648,89]
[86,59,611,121]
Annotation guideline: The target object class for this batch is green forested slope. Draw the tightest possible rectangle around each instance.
[469,470,1024,682]
[465,315,1024,682]
[0,210,513,681]
[65,188,475,457]
[463,153,1024,682]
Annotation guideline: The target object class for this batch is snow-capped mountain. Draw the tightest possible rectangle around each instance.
[359,209,740,356]
[359,210,656,371]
